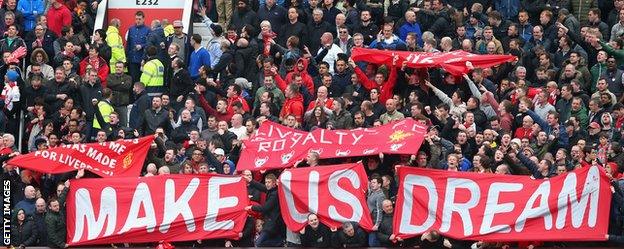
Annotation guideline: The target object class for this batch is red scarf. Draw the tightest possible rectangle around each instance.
[89,56,100,72]
[262,31,276,56]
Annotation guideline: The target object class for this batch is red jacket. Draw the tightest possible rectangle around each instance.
[306,98,333,112]
[46,5,72,37]
[285,58,315,95]
[226,95,250,113]
[280,94,304,123]
[198,94,233,122]
[354,65,397,103]
[79,56,110,87]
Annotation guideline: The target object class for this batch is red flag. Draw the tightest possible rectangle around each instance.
[8,136,155,177]
[393,166,612,241]
[277,163,374,232]
[66,174,249,245]
[350,47,516,75]
[237,119,427,171]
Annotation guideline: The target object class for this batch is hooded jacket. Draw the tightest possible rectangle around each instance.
[281,93,304,122]
[285,58,315,95]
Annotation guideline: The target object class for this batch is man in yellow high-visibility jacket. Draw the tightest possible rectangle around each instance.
[140,46,165,96]
[106,18,126,72]
[93,88,114,130]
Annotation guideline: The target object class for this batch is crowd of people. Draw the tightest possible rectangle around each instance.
[2,0,624,248]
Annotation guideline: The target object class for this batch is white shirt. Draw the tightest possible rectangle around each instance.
[318,43,344,75]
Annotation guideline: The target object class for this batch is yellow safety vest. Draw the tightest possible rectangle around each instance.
[106,26,126,72]
[93,100,114,129]
[140,59,164,87]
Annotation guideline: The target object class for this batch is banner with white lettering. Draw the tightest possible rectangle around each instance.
[394,166,612,241]
[8,136,155,177]
[350,47,516,75]
[277,163,374,232]
[237,119,427,171]
[66,174,249,245]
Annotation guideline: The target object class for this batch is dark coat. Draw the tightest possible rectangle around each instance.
[11,217,38,247]
[333,224,368,247]
[301,223,332,248]
[169,68,194,100]
[250,181,284,237]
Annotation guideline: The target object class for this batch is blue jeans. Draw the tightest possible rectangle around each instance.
[368,233,380,247]
[255,231,283,247]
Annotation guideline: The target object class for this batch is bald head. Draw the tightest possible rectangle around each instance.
[24,185,36,199]
[385,99,397,112]
[321,32,333,45]
[36,198,46,213]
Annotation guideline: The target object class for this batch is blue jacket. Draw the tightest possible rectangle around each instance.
[126,25,151,63]
[147,26,167,61]
[189,47,211,79]
[17,0,44,32]
[398,22,423,47]
[495,0,520,21]
[369,36,407,50]
[519,23,533,42]
[257,4,287,32]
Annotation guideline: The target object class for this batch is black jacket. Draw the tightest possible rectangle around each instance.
[44,79,77,113]
[376,212,396,246]
[278,21,308,47]
[229,8,259,32]
[10,219,38,247]
[301,223,332,248]
[106,73,133,106]
[333,224,368,247]
[250,181,284,237]
[141,108,169,135]
[78,81,104,120]
[307,20,331,54]
[169,68,194,100]
[33,212,48,246]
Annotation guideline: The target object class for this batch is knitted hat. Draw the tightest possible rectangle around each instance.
[6,70,18,82]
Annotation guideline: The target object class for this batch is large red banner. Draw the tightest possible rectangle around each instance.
[237,119,427,171]
[350,47,516,75]
[394,166,612,241]
[66,174,249,246]
[277,163,374,232]
[8,136,154,177]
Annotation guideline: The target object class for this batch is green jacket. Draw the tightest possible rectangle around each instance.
[570,106,589,128]
[46,188,67,248]
[599,40,624,66]
[590,62,606,93]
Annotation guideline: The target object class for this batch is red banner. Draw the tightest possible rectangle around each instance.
[350,47,516,75]
[66,174,249,246]
[8,136,154,177]
[237,119,427,171]
[394,166,612,241]
[277,163,374,232]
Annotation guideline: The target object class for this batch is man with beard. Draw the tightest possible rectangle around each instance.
[229,0,258,32]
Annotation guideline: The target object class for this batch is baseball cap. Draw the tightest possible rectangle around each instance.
[214,148,225,156]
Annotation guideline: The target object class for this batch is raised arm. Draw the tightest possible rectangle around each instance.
[425,80,454,106]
